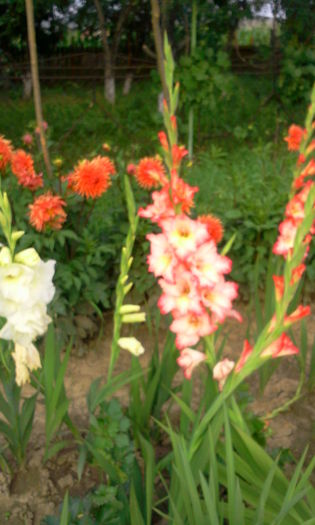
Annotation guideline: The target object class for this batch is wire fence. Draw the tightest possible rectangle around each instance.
[0,46,282,85]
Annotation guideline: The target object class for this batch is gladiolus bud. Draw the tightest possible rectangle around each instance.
[158,131,169,151]
[11,231,25,242]
[213,358,235,390]
[273,275,284,301]
[122,312,146,324]
[118,337,145,356]
[119,304,140,314]
[123,282,133,295]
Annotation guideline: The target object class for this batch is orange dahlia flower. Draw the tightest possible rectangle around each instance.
[0,135,13,171]
[29,192,67,231]
[135,157,167,189]
[198,214,224,244]
[11,149,43,190]
[71,156,115,199]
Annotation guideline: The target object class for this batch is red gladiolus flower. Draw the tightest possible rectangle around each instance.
[284,304,310,326]
[297,153,306,166]
[272,275,284,301]
[284,125,306,151]
[29,192,67,231]
[213,358,235,390]
[170,171,198,213]
[291,264,305,285]
[135,157,167,189]
[235,340,253,373]
[198,214,224,244]
[177,348,206,379]
[172,144,188,169]
[72,156,115,199]
[261,333,299,358]
[0,135,13,171]
[11,149,43,190]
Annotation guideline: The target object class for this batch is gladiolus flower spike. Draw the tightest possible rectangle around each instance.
[137,43,241,380]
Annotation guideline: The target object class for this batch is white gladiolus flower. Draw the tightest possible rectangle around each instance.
[0,244,55,385]
[0,259,55,318]
[30,260,56,305]
[118,337,145,356]
[15,248,40,267]
[0,305,51,346]
[12,342,41,386]
[0,247,11,265]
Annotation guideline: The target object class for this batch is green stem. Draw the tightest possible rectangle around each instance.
[188,0,197,159]
[107,174,138,381]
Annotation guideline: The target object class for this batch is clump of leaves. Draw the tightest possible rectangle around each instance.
[42,484,128,525]
[78,398,135,485]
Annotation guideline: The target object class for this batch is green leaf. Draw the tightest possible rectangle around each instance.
[130,482,145,525]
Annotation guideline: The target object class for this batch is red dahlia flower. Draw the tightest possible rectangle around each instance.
[0,135,13,171]
[198,214,224,244]
[11,149,43,190]
[71,156,115,199]
[29,192,67,231]
[135,157,167,189]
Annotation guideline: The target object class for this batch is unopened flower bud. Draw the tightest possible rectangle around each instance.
[122,312,146,324]
[119,304,140,314]
[123,282,133,295]
[120,275,128,284]
[118,337,145,356]
[11,230,24,242]
[127,257,133,268]
[3,192,10,214]
[213,358,234,391]
[53,158,63,169]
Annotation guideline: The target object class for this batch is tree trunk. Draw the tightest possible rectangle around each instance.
[94,0,115,104]
[123,73,133,95]
[150,0,169,105]
[22,71,32,99]
[25,0,52,178]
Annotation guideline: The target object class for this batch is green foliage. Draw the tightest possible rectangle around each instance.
[0,341,36,468]
[42,484,129,525]
[178,46,232,111]
[278,42,315,105]
[165,408,315,525]
[35,325,78,462]
[185,144,292,287]
[79,397,135,485]
[128,318,179,438]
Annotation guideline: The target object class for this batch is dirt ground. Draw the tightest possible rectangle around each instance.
[1,302,315,524]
